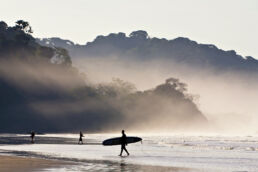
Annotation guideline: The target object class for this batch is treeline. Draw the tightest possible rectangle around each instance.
[38,30,258,73]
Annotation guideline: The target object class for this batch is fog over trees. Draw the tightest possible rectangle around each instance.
[0,21,206,133]
[37,29,258,135]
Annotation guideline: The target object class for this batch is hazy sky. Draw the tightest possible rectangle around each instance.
[1,0,258,58]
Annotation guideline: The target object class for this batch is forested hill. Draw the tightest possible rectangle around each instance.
[0,21,207,133]
[37,30,258,73]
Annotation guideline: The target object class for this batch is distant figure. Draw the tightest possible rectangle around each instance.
[78,131,84,144]
[119,130,129,156]
[30,131,35,143]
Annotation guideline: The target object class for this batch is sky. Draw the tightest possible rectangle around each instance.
[1,0,258,58]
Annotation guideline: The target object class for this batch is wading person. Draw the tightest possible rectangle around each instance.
[30,131,35,143]
[78,131,84,144]
[119,130,129,156]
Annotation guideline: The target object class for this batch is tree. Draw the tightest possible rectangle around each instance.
[15,20,33,34]
[0,21,7,31]
[51,47,72,66]
[165,77,187,92]
[153,78,188,100]
[129,30,149,39]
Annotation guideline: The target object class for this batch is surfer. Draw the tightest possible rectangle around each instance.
[78,131,84,144]
[119,130,129,156]
[30,131,35,143]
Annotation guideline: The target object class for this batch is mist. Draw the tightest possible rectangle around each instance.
[0,57,207,133]
[73,56,258,135]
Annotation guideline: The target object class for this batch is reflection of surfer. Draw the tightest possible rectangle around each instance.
[119,130,129,156]
[30,131,35,143]
[78,131,84,144]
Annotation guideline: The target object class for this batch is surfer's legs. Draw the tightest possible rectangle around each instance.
[120,145,129,156]
[78,138,83,144]
[119,146,124,156]
[124,147,129,156]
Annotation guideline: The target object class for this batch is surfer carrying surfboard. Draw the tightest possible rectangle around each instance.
[119,130,130,156]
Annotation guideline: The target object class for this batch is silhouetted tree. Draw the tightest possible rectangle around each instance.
[129,30,149,39]
[154,78,185,100]
[0,21,7,31]
[15,20,33,33]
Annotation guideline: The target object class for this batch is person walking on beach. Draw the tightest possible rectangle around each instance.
[78,131,84,144]
[119,130,129,156]
[30,131,35,143]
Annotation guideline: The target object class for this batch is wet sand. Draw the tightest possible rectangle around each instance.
[120,164,196,172]
[0,155,71,172]
[0,154,196,172]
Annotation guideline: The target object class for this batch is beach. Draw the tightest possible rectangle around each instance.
[1,134,258,171]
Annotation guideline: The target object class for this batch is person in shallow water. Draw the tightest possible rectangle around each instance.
[30,131,35,143]
[78,131,84,144]
[119,130,130,156]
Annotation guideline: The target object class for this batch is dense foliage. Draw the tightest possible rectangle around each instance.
[38,30,258,72]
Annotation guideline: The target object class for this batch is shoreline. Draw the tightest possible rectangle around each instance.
[0,154,196,172]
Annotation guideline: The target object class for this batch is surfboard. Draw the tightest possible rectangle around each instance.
[102,136,142,146]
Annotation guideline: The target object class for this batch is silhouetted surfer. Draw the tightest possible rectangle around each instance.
[30,131,35,143]
[78,131,84,144]
[119,130,129,156]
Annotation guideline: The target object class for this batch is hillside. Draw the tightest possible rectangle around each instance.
[37,30,258,73]
[0,21,206,133]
